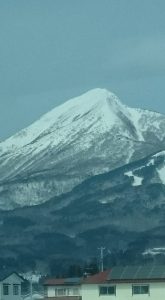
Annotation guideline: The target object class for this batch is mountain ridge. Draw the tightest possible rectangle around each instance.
[0,87,164,271]
[1,88,164,151]
[0,149,164,272]
[0,88,165,209]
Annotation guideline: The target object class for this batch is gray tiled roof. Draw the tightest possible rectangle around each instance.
[0,270,24,282]
[64,277,81,284]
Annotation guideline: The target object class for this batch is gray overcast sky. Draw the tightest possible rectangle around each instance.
[0,0,165,140]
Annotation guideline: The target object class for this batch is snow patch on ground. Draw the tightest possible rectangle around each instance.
[143,247,165,256]
[150,151,165,184]
[147,158,155,166]
[157,165,165,184]
[125,141,134,164]
[100,200,108,204]
[125,171,143,186]
[153,150,165,158]
[127,108,145,141]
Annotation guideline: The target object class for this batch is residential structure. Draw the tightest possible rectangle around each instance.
[82,265,165,300]
[44,277,82,300]
[44,265,165,300]
[0,271,24,300]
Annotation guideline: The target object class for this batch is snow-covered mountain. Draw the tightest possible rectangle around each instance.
[0,149,165,272]
[0,88,165,209]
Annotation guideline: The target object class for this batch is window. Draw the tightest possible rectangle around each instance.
[3,284,9,295]
[44,286,48,296]
[13,284,19,295]
[55,288,69,296]
[132,285,149,295]
[99,285,116,296]
[73,288,79,295]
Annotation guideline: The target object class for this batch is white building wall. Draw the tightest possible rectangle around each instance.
[47,285,81,297]
[82,282,165,300]
[47,286,55,297]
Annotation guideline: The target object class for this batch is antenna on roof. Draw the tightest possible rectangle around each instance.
[98,247,105,272]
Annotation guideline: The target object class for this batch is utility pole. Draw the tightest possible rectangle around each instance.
[98,247,105,272]
[30,274,33,300]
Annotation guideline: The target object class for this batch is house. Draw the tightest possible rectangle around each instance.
[43,265,165,300]
[43,277,82,300]
[0,271,24,300]
[82,265,165,300]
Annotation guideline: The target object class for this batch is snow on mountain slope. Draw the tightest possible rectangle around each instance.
[124,150,165,186]
[0,148,164,269]
[143,248,165,256]
[0,88,165,209]
[0,89,143,151]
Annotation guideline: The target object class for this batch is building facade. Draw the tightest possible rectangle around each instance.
[44,277,82,300]
[82,281,165,300]
[82,265,165,300]
[44,265,165,300]
[0,272,24,300]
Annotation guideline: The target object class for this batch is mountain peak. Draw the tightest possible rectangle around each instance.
[0,88,122,151]
[0,88,165,209]
[0,88,163,154]
[48,88,121,115]
[74,87,118,101]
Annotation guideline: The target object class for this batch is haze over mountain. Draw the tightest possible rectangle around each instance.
[0,89,165,210]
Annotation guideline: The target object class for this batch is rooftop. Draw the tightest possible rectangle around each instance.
[44,277,82,286]
[44,265,165,286]
[109,265,165,281]
[83,270,110,284]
